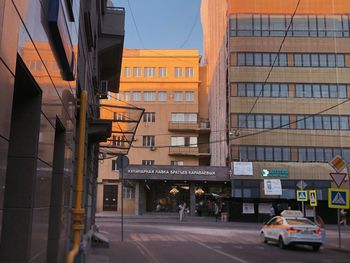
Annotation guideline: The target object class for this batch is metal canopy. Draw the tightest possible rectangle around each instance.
[98,101,144,158]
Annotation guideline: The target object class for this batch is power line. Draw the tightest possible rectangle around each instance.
[179,5,200,48]
[246,0,301,115]
[125,0,202,66]
[130,98,350,149]
[127,0,145,47]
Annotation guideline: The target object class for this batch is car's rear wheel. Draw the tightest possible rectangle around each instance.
[260,232,267,243]
[312,245,320,252]
[278,236,286,249]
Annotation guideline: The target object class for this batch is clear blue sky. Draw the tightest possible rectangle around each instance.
[114,0,203,55]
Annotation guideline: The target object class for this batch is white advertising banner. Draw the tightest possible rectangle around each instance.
[232,162,253,176]
[259,203,272,214]
[264,179,282,195]
[242,203,255,214]
[305,205,315,217]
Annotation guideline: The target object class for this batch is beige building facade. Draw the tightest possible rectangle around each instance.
[202,0,350,222]
[97,49,230,215]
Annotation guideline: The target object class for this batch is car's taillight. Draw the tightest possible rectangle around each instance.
[313,228,321,235]
[287,227,301,233]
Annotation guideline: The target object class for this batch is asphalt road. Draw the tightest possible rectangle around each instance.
[86,216,350,263]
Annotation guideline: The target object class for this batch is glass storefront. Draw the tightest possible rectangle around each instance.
[145,181,231,214]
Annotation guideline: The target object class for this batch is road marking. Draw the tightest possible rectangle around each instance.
[139,233,150,241]
[134,241,160,263]
[193,240,249,263]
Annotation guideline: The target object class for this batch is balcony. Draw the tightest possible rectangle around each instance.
[168,120,210,133]
[169,146,210,157]
[98,4,125,93]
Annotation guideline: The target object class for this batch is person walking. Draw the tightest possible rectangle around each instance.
[214,202,220,222]
[179,202,186,221]
[269,205,275,219]
[340,209,347,226]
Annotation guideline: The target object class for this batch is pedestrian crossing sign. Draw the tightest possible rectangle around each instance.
[328,188,349,209]
[297,190,308,201]
[309,190,317,207]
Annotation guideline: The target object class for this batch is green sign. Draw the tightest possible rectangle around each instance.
[261,169,288,178]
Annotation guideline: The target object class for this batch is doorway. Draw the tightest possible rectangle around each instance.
[103,184,118,211]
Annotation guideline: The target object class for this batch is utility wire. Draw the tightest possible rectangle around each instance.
[179,5,200,48]
[125,0,202,66]
[130,98,350,149]
[127,0,145,47]
[246,0,301,116]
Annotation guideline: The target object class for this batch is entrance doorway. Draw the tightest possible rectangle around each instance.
[103,184,118,211]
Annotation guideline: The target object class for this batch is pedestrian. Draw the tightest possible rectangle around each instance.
[179,202,186,221]
[214,202,219,222]
[340,209,347,226]
[269,205,275,219]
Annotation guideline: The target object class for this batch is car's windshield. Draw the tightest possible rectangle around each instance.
[286,219,315,226]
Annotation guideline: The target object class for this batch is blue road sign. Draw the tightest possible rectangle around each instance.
[328,188,349,209]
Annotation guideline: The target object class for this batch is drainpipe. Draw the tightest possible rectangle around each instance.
[66,90,88,263]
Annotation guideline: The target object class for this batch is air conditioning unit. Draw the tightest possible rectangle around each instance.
[150,146,156,151]
[99,80,108,99]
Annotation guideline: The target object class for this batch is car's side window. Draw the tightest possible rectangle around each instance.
[275,217,284,225]
[267,218,276,225]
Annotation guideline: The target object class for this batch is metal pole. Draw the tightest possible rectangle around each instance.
[338,208,341,248]
[302,201,305,217]
[121,164,124,242]
[313,206,316,223]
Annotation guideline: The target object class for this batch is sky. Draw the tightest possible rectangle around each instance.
[114,0,203,55]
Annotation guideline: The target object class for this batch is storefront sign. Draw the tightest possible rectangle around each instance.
[242,203,255,214]
[261,169,288,178]
[125,165,229,181]
[264,179,282,195]
[258,203,272,214]
[232,162,253,176]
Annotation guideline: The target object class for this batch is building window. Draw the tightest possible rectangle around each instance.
[114,112,125,121]
[143,112,155,123]
[124,67,131,77]
[230,15,350,38]
[158,91,167,101]
[112,160,117,170]
[185,67,194,77]
[237,52,288,67]
[133,92,141,101]
[171,113,197,123]
[174,67,183,77]
[238,146,291,161]
[144,91,156,101]
[124,92,131,101]
[294,53,345,68]
[171,160,184,166]
[185,91,194,102]
[296,115,349,130]
[238,114,290,129]
[112,135,124,147]
[295,84,347,98]
[174,91,183,101]
[158,67,167,77]
[237,83,289,97]
[133,67,142,77]
[144,67,156,77]
[143,136,155,147]
[142,160,155,165]
[123,187,135,199]
[171,136,197,147]
[298,147,350,162]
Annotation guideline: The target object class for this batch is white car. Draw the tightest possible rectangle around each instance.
[260,210,325,251]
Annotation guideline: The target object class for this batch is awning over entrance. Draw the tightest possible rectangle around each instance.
[124,165,230,181]
[98,100,144,157]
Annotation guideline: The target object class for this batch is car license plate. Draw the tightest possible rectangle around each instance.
[302,230,313,234]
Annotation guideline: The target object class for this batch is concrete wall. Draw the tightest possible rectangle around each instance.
[201,0,228,166]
